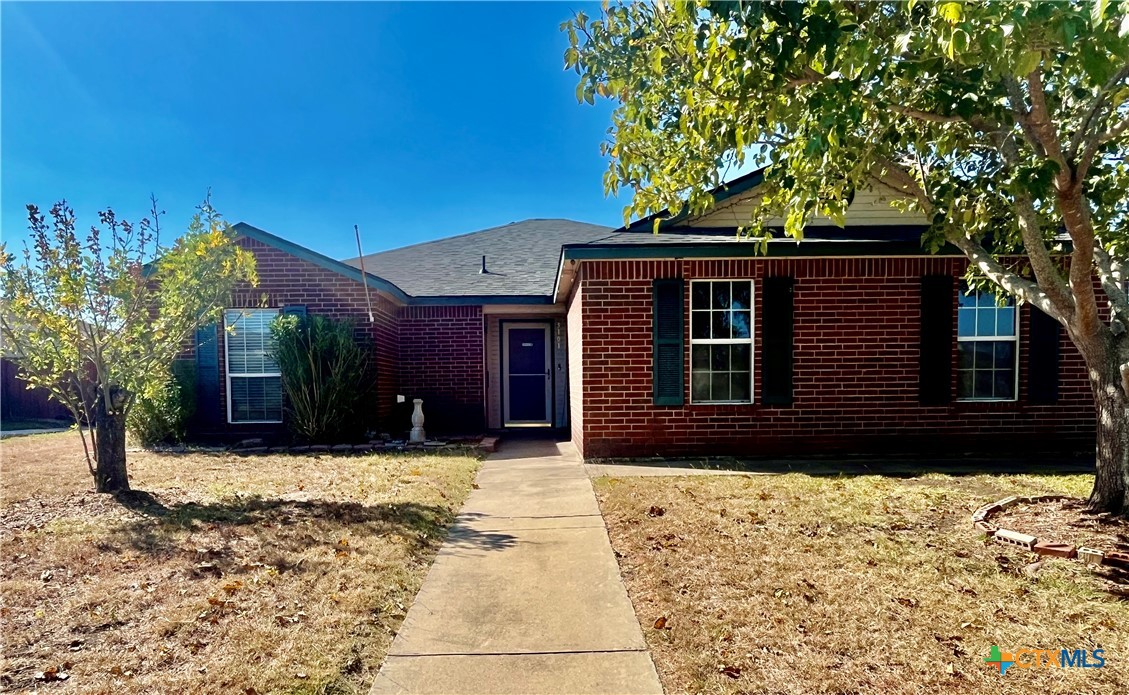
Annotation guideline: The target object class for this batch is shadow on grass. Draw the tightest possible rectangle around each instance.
[106,490,515,572]
[591,455,1095,479]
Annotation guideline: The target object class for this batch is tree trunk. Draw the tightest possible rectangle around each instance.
[93,387,130,493]
[1087,360,1128,515]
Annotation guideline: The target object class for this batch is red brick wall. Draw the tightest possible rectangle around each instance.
[575,258,1095,458]
[187,236,401,438]
[398,305,485,433]
[567,284,585,454]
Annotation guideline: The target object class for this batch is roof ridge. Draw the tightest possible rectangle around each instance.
[342,218,611,263]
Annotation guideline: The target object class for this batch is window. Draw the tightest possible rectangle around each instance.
[957,291,1018,401]
[225,309,283,423]
[691,280,753,403]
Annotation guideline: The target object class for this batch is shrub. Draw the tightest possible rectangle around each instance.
[271,314,375,443]
[126,361,196,446]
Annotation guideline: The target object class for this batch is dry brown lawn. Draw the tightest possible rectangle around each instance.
[595,469,1128,695]
[0,431,481,694]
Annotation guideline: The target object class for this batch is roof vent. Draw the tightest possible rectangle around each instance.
[480,255,489,274]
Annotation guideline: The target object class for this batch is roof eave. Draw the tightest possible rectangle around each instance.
[233,222,412,304]
[621,168,768,234]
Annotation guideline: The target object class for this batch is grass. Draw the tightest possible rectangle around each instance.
[594,469,1128,695]
[0,430,481,694]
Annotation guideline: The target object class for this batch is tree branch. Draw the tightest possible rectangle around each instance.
[1077,114,1129,181]
[1012,191,1075,318]
[1002,76,1047,156]
[947,230,1066,320]
[1094,247,1129,325]
[1066,61,1129,160]
[1024,68,1068,174]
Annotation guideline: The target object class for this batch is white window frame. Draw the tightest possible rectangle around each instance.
[689,279,755,405]
[224,308,283,424]
[956,292,1019,402]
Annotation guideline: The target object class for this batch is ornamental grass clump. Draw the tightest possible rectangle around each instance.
[270,314,374,443]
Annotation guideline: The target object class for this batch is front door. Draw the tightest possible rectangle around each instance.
[503,323,552,426]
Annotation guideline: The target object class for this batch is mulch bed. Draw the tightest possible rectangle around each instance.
[992,497,1129,554]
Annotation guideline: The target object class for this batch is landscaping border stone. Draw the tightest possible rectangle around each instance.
[971,495,1120,569]
[141,435,497,457]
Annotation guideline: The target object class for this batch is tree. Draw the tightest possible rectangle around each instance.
[0,198,257,493]
[566,1,1129,513]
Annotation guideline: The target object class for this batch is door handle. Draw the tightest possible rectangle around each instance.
[546,369,551,378]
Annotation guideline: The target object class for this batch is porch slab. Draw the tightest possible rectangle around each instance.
[370,438,662,694]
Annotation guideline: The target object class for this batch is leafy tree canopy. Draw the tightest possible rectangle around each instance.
[567,1,1127,320]
[1,198,257,491]
[566,0,1129,513]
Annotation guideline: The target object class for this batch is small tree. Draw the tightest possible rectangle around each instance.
[271,314,375,444]
[0,198,257,493]
[567,1,1129,514]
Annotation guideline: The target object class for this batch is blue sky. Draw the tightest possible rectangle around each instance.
[2,1,623,259]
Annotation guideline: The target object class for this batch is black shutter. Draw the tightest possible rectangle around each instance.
[762,276,795,405]
[653,278,684,406]
[919,275,954,405]
[282,304,307,318]
[1028,306,1061,404]
[195,323,221,427]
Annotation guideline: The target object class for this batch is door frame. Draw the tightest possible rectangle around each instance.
[501,320,553,427]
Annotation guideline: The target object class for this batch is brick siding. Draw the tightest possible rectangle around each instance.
[566,284,585,454]
[398,305,485,433]
[187,237,400,439]
[574,258,1095,458]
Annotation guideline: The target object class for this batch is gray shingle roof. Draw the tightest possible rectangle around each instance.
[343,219,615,298]
[587,225,929,245]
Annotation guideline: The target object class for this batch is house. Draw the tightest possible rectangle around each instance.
[185,170,1093,458]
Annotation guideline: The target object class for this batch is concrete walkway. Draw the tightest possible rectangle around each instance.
[371,439,663,695]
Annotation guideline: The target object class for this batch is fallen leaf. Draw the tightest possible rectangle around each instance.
[653,616,668,629]
[719,665,742,679]
[648,505,665,517]
[35,666,68,682]
[222,580,243,594]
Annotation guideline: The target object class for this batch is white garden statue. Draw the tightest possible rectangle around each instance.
[410,398,426,443]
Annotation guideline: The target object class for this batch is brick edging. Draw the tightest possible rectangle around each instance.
[971,495,1129,569]
[137,435,498,456]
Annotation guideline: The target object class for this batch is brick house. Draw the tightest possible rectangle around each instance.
[186,170,1093,457]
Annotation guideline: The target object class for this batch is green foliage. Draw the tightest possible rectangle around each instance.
[565,1,1129,328]
[0,196,258,475]
[567,1,1129,512]
[270,314,375,444]
[127,361,196,446]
